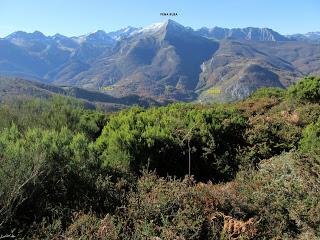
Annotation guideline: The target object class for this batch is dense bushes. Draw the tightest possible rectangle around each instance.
[1,76,320,239]
[96,104,247,181]
[0,125,134,235]
[239,76,320,167]
[104,173,215,239]
[0,96,107,139]
[33,172,259,239]
[0,125,45,228]
[31,153,320,239]
[240,106,302,166]
[249,86,286,99]
[287,76,320,102]
[237,151,320,238]
[0,97,133,237]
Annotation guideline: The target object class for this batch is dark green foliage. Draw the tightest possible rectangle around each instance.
[0,125,134,236]
[241,110,302,167]
[0,95,107,139]
[0,95,133,237]
[1,77,320,239]
[287,76,320,102]
[96,104,247,181]
[249,87,286,99]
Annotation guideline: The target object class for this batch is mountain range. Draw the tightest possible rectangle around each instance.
[0,20,319,102]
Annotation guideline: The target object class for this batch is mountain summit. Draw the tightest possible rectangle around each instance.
[5,30,48,41]
[130,19,192,39]
[60,19,219,101]
[0,20,319,102]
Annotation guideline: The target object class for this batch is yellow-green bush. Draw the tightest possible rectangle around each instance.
[299,118,320,155]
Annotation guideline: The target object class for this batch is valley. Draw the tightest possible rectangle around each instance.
[1,20,319,102]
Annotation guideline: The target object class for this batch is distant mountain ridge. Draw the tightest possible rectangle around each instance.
[0,20,319,102]
[195,26,290,41]
[4,23,318,43]
[287,32,320,42]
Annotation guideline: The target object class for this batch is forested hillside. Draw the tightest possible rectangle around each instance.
[0,76,319,239]
[0,77,161,111]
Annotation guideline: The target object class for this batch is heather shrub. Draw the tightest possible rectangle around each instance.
[116,172,214,239]
[23,152,320,239]
[241,112,301,167]
[236,152,320,239]
[38,172,261,239]
[53,172,239,239]
[64,212,101,240]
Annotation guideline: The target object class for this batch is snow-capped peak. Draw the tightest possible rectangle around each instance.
[130,19,188,36]
[136,21,166,34]
[72,30,115,45]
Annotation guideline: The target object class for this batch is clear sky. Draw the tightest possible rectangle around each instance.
[0,0,319,37]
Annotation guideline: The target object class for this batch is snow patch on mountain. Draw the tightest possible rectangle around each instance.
[107,26,140,40]
[135,22,166,34]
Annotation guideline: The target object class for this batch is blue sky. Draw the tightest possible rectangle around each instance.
[0,0,319,37]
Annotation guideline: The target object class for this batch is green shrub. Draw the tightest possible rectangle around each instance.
[0,95,107,140]
[0,125,134,237]
[250,87,286,99]
[241,113,301,167]
[236,152,320,238]
[299,118,320,155]
[295,103,320,126]
[96,104,247,181]
[0,125,45,229]
[1,78,319,239]
[287,76,320,103]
